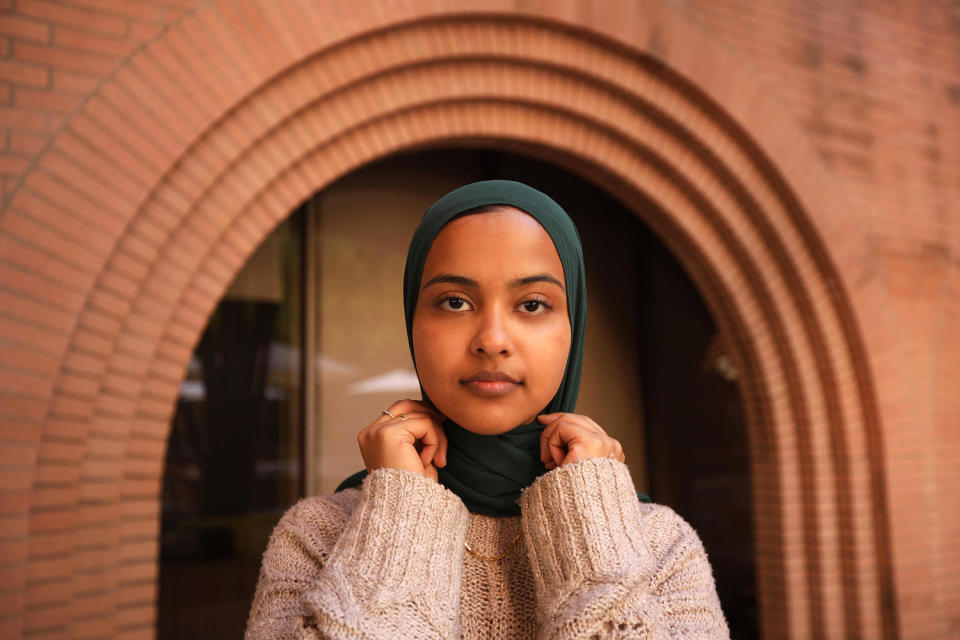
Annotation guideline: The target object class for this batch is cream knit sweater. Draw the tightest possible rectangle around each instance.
[245,457,729,639]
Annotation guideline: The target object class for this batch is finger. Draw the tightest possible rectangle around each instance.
[550,422,606,466]
[539,415,614,468]
[370,414,439,448]
[540,412,602,435]
[388,398,445,423]
[434,425,448,468]
[420,441,437,468]
[374,401,440,426]
[416,422,442,468]
[539,412,590,426]
[546,421,573,467]
[357,426,371,465]
[542,418,585,467]
[539,418,560,464]
[374,405,415,425]
[539,422,550,463]
[549,437,566,467]
[374,411,439,429]
[538,412,564,423]
[373,410,396,425]
[383,413,440,466]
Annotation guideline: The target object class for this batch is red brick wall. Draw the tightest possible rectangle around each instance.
[682,2,960,637]
[0,1,956,638]
[0,0,194,198]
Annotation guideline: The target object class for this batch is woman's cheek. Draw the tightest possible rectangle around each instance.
[420,326,460,385]
[547,323,572,384]
[547,319,572,354]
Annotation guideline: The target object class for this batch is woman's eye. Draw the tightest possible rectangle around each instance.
[519,299,550,314]
[439,296,471,311]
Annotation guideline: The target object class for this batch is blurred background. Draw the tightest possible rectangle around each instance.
[0,1,957,639]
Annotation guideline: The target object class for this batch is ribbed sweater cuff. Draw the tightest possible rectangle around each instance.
[519,457,650,591]
[325,467,469,598]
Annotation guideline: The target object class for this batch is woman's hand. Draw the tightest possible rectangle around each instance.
[538,412,625,470]
[358,399,448,481]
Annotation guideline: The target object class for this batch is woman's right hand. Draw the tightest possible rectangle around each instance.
[358,399,448,481]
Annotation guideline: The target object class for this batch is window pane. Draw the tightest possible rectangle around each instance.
[158,211,303,640]
[307,161,479,494]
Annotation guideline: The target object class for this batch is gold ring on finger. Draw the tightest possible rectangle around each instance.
[398,414,408,421]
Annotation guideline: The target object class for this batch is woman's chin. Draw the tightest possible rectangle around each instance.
[447,412,532,435]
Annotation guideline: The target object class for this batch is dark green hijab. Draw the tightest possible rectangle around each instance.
[338,180,587,516]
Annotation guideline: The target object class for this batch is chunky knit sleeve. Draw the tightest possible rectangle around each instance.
[245,468,470,639]
[519,457,730,640]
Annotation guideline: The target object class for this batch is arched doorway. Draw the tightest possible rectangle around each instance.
[157,148,758,638]
[5,4,893,637]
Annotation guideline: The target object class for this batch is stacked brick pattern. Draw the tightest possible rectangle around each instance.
[0,1,955,639]
[682,3,960,637]
[0,0,194,198]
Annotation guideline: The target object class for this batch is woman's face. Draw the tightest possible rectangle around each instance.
[412,207,572,435]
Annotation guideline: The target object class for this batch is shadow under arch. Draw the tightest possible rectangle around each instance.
[4,6,894,638]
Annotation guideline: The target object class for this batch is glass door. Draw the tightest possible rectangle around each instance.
[158,210,304,640]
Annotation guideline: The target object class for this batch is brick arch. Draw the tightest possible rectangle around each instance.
[0,3,896,638]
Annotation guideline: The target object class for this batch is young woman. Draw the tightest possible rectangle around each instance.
[245,180,730,639]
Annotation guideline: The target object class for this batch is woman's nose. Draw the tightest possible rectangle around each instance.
[470,308,512,356]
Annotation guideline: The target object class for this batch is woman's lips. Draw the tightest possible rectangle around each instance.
[461,371,521,397]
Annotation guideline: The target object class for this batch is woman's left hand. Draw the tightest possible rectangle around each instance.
[538,413,625,470]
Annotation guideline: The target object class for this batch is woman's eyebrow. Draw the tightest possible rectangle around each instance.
[511,274,564,290]
[421,274,478,291]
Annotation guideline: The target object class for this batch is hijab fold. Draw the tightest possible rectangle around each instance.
[338,180,588,516]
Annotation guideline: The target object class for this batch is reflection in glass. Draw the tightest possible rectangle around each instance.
[158,211,303,640]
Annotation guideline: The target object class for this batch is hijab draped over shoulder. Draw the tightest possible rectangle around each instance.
[338,180,587,516]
